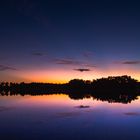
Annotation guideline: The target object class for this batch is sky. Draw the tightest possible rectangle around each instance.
[0,0,140,83]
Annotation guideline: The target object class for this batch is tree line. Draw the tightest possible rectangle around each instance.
[0,75,140,104]
[0,75,139,94]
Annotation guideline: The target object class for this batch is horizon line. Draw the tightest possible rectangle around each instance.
[0,75,139,84]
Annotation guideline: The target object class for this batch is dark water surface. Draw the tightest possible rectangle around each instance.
[0,94,140,140]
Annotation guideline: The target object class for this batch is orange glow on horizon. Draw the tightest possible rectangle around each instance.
[2,66,140,83]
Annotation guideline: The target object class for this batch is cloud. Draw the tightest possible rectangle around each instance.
[53,58,82,65]
[124,112,140,116]
[0,65,17,71]
[31,52,44,56]
[121,61,140,65]
[84,64,96,68]
[73,68,91,72]
[53,58,96,67]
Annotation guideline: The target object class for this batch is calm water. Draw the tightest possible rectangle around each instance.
[0,94,140,140]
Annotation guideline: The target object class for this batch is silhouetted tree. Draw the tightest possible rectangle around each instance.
[0,75,140,104]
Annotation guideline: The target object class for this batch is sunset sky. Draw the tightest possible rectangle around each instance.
[0,0,140,83]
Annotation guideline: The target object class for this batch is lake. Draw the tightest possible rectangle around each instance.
[0,94,140,140]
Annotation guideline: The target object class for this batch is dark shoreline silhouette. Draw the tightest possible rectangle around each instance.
[0,75,140,104]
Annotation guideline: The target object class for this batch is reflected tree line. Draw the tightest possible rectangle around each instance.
[0,75,140,104]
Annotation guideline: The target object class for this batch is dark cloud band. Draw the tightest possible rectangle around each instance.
[121,61,140,65]
[0,65,17,71]
[73,68,91,72]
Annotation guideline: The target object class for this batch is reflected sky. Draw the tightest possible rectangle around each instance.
[0,94,140,140]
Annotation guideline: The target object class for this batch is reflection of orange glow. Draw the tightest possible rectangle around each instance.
[16,95,140,111]
[1,95,140,110]
[23,95,140,107]
[21,94,95,107]
[29,94,69,104]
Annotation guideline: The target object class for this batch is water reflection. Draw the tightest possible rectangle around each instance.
[0,90,139,104]
[0,93,140,140]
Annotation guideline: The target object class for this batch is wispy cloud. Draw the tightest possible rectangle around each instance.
[53,58,96,68]
[0,65,17,71]
[73,68,91,72]
[31,52,45,56]
[53,58,82,65]
[115,60,140,65]
[121,61,140,65]
[30,52,97,69]
[84,64,96,68]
